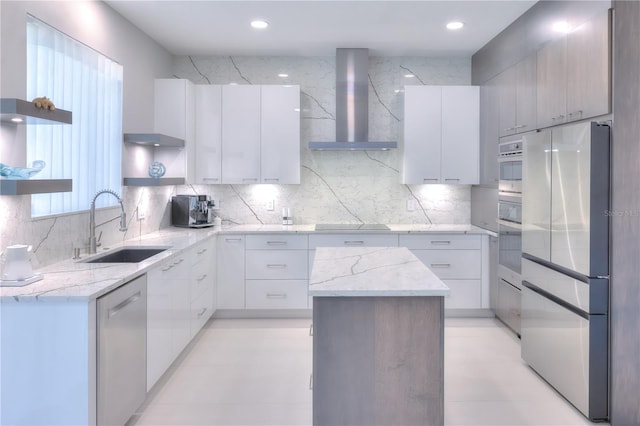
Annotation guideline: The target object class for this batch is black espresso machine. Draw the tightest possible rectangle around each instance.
[171,195,216,228]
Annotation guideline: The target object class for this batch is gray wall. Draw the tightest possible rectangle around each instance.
[611,2,640,424]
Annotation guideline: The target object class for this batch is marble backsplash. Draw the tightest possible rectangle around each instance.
[172,55,472,226]
[1,55,471,268]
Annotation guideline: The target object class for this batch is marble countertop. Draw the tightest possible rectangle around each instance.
[1,223,482,302]
[0,228,216,301]
[219,223,489,234]
[308,246,450,297]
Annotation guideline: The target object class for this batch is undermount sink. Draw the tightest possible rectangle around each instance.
[83,247,169,263]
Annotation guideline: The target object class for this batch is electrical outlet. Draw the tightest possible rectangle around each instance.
[266,200,275,211]
[137,208,146,221]
[407,199,417,212]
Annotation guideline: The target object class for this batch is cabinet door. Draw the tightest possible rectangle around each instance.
[515,54,537,133]
[217,235,246,308]
[536,37,567,128]
[194,85,222,184]
[146,262,175,391]
[221,85,261,184]
[261,85,300,184]
[169,255,191,360]
[496,67,516,137]
[401,86,441,184]
[155,79,189,139]
[566,11,610,122]
[479,78,500,185]
[441,86,479,184]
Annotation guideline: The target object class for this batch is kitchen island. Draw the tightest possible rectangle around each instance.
[309,246,450,426]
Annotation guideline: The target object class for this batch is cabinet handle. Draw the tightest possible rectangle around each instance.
[266,293,287,299]
[266,241,287,245]
[568,110,583,119]
[430,240,451,245]
[242,178,259,183]
[162,264,174,272]
[444,178,460,182]
[430,263,451,268]
[196,274,207,282]
[309,374,313,390]
[551,114,565,121]
[263,178,280,183]
[197,248,208,255]
[197,307,208,317]
[514,124,527,129]
[266,264,288,268]
[225,238,242,242]
[423,178,438,182]
[202,178,219,182]
[344,240,364,245]
[503,127,515,132]
[173,258,185,265]
[309,323,313,336]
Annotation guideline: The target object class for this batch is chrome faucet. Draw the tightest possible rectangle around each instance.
[89,189,127,254]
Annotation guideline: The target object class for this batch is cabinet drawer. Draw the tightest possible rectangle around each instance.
[246,250,308,279]
[411,249,481,279]
[246,234,308,250]
[443,279,482,309]
[245,280,308,309]
[309,234,399,249]
[192,242,213,265]
[400,234,481,250]
[191,263,212,302]
[190,285,213,337]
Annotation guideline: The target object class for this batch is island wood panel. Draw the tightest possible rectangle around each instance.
[313,296,444,426]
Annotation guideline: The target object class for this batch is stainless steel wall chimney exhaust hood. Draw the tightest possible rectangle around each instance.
[309,48,398,151]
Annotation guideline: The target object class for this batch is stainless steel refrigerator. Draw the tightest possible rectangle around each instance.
[521,121,609,421]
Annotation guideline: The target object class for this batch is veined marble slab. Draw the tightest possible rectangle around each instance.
[220,223,489,234]
[0,228,216,301]
[309,246,450,297]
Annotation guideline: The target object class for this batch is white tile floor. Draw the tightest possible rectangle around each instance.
[132,317,606,426]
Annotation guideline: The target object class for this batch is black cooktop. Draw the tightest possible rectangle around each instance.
[314,224,390,231]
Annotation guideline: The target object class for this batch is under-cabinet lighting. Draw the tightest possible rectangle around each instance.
[446,21,464,30]
[552,21,571,33]
[404,74,415,78]
[153,144,160,147]
[10,117,23,123]
[278,73,289,78]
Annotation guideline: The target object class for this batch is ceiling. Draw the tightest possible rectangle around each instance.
[105,1,537,57]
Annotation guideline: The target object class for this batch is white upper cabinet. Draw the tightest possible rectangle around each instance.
[401,85,442,184]
[441,86,479,184]
[260,85,301,184]
[154,79,195,182]
[194,85,222,184]
[402,85,479,185]
[498,54,536,137]
[221,85,262,184]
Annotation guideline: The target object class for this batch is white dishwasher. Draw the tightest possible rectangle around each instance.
[97,274,147,426]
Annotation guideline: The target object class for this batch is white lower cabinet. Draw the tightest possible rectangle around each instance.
[147,238,216,391]
[217,235,246,308]
[146,253,189,391]
[245,234,309,309]
[400,234,486,310]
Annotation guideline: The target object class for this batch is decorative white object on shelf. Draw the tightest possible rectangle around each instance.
[148,161,166,178]
[0,160,46,179]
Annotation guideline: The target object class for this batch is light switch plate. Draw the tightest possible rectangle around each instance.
[266,200,275,211]
[137,208,145,221]
[407,199,417,212]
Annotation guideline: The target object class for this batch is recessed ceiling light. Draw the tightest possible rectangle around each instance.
[446,21,464,30]
[552,21,571,33]
[10,117,23,123]
[278,73,289,78]
[153,143,160,147]
[251,20,269,29]
[404,74,415,78]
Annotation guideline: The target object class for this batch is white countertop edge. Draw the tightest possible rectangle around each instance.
[309,289,450,297]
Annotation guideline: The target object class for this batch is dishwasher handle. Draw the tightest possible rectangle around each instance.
[108,292,142,318]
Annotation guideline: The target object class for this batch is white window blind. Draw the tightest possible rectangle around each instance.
[26,16,123,217]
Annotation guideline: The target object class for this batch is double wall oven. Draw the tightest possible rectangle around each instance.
[495,134,523,335]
